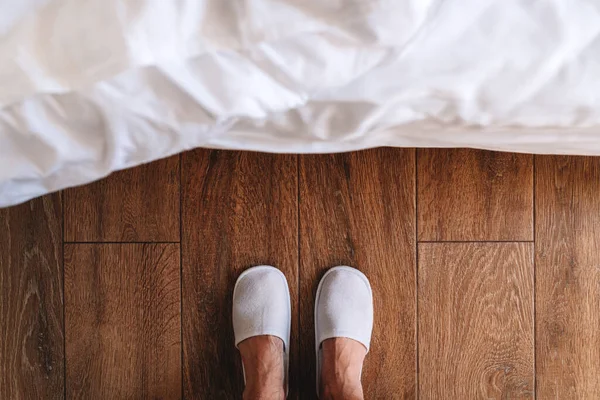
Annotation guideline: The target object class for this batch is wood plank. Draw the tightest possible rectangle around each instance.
[64,243,181,399]
[181,150,298,399]
[299,149,416,399]
[0,194,64,400]
[536,156,600,398]
[418,242,534,399]
[418,149,533,241]
[64,155,180,242]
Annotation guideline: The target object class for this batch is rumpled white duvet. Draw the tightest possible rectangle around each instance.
[2,0,600,207]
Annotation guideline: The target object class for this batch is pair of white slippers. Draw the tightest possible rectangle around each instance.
[232,265,374,397]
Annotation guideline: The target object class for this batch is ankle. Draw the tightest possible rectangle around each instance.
[243,384,285,400]
[321,382,364,400]
[242,367,285,400]
[321,369,364,400]
[320,338,366,400]
[239,336,285,400]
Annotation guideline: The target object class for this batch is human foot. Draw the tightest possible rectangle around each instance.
[238,335,286,400]
[233,266,291,400]
[314,266,373,399]
[320,337,367,400]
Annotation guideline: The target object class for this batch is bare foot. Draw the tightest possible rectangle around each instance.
[320,337,367,400]
[238,335,285,400]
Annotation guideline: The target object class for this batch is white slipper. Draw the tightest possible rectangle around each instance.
[233,265,291,396]
[314,266,373,397]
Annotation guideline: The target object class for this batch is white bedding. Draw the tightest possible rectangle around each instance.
[2,0,600,207]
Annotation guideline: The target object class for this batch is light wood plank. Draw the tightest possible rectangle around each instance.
[418,242,534,399]
[299,149,416,399]
[0,194,64,400]
[536,156,600,398]
[181,150,298,399]
[64,243,181,399]
[418,149,533,241]
[64,155,180,242]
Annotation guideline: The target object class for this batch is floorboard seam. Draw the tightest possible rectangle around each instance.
[415,149,419,400]
[418,240,535,244]
[296,154,301,400]
[179,154,184,400]
[64,241,181,245]
[532,154,537,399]
[62,191,67,400]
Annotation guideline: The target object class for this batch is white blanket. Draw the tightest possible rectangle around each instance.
[2,0,600,207]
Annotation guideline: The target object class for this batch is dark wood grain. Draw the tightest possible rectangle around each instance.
[0,194,64,400]
[64,155,180,242]
[535,156,600,398]
[418,242,534,399]
[5,149,600,400]
[299,149,416,399]
[64,243,181,399]
[418,149,533,241]
[181,150,298,399]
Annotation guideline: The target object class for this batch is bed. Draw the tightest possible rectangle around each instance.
[2,0,600,207]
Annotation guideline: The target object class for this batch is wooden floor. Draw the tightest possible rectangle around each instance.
[1,149,599,399]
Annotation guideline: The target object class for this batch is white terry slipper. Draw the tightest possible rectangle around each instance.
[314,266,373,397]
[233,265,291,396]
